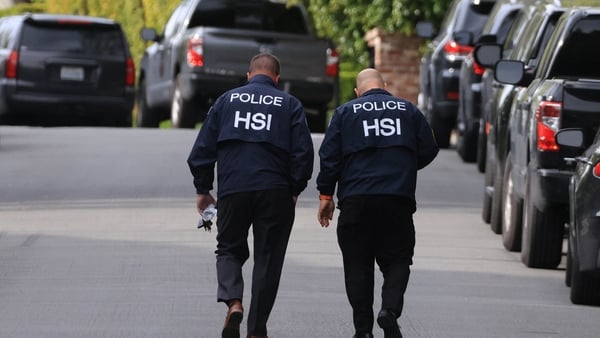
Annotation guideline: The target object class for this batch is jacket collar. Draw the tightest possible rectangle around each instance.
[248,74,277,87]
[361,88,392,97]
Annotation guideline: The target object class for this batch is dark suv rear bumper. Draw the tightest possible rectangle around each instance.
[531,168,573,209]
[0,87,134,126]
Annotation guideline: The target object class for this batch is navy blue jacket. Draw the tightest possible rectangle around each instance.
[188,75,314,198]
[317,88,438,203]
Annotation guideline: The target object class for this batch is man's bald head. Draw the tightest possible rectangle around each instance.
[354,68,386,97]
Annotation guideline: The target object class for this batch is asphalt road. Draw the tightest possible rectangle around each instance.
[1,126,599,338]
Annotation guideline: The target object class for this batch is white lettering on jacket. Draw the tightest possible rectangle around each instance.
[234,111,272,131]
[230,93,283,106]
[363,118,401,137]
[352,100,406,113]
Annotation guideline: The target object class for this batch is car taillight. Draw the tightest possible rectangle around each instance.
[444,39,473,59]
[187,37,204,67]
[326,47,339,77]
[447,91,459,100]
[594,163,600,178]
[473,59,485,76]
[535,101,561,152]
[6,50,18,78]
[125,57,135,86]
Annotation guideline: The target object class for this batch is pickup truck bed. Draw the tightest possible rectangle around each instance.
[137,0,338,132]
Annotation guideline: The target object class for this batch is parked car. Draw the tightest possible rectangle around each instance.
[555,128,600,306]
[137,0,339,132]
[417,0,495,148]
[0,14,135,127]
[474,0,563,234]
[494,7,600,268]
[456,0,523,164]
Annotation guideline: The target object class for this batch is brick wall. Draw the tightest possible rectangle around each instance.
[365,28,423,105]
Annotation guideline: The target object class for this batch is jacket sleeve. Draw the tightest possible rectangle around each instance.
[316,108,343,196]
[414,108,439,169]
[289,99,314,196]
[187,105,219,194]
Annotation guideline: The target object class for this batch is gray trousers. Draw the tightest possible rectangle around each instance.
[215,189,295,337]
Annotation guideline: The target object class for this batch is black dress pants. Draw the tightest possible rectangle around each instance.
[337,195,415,335]
[215,189,295,337]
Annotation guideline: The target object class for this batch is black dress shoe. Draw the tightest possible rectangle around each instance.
[377,309,402,338]
[352,333,374,338]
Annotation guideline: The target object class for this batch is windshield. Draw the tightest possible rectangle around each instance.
[189,0,308,34]
[20,21,125,56]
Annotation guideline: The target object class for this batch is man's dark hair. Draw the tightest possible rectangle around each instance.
[249,53,280,76]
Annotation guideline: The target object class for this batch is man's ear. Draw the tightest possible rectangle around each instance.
[274,75,280,85]
[354,88,360,97]
[246,72,251,81]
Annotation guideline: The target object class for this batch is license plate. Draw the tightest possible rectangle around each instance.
[60,66,84,81]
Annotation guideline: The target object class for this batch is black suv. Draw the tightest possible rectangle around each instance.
[475,1,563,238]
[417,0,496,148]
[494,8,600,269]
[456,0,523,164]
[0,14,135,127]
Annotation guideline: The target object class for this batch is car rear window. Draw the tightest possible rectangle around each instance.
[20,21,126,56]
[455,1,495,39]
[551,16,600,79]
[189,0,308,34]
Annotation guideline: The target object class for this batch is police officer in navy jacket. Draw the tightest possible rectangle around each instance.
[317,68,438,338]
[188,53,314,338]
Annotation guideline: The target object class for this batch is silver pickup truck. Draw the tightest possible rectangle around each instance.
[137,0,339,132]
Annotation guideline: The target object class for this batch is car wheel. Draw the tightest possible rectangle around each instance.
[501,154,522,251]
[570,247,600,305]
[490,160,503,235]
[171,74,198,129]
[136,78,160,128]
[565,237,572,287]
[429,112,452,149]
[457,121,478,163]
[476,118,487,173]
[481,150,494,224]
[306,106,328,133]
[521,175,564,269]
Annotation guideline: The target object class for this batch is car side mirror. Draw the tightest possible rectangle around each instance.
[555,129,585,149]
[141,28,160,42]
[495,60,524,84]
[474,44,502,68]
[453,31,474,46]
[416,21,435,39]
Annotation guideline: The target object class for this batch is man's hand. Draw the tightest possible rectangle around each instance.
[196,193,217,214]
[318,199,335,227]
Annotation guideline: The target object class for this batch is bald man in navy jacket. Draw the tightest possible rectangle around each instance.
[317,68,438,338]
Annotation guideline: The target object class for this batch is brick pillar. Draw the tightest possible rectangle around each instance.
[365,28,423,104]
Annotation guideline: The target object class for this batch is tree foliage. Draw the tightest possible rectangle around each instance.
[301,0,452,66]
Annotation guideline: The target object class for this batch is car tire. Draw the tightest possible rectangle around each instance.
[136,78,160,128]
[306,106,328,133]
[501,154,522,251]
[171,74,198,129]
[521,176,564,269]
[482,150,494,224]
[476,118,487,173]
[565,237,572,287]
[570,247,600,305]
[429,112,452,149]
[490,160,503,235]
[457,120,478,163]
